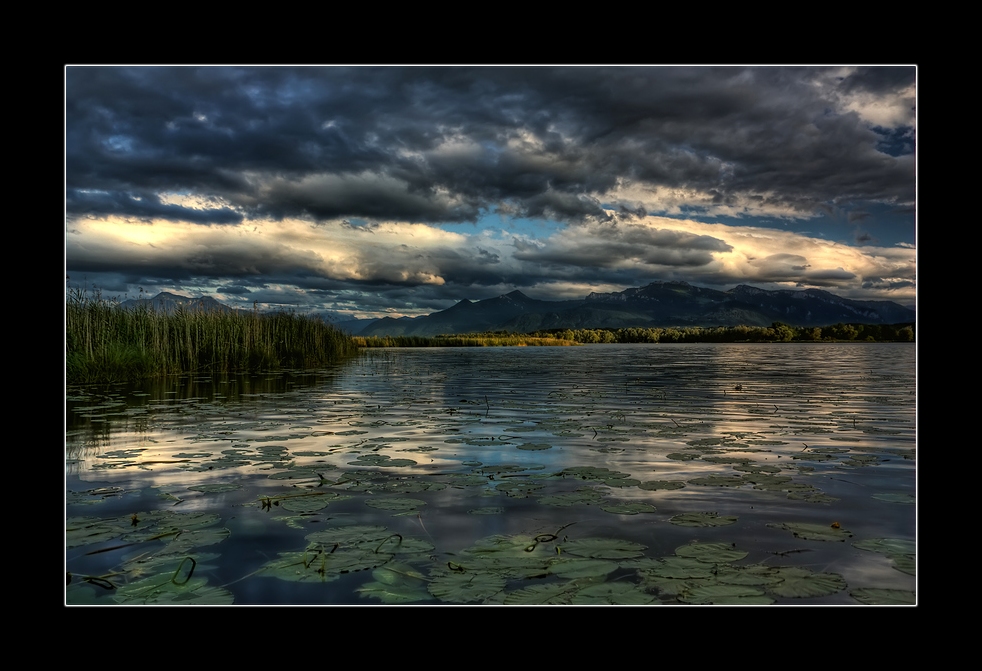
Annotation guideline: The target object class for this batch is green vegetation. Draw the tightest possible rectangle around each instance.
[526,321,915,344]
[66,287,913,384]
[353,333,578,347]
[354,322,914,347]
[66,289,357,384]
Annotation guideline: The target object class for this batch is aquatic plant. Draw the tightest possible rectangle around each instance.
[66,287,357,383]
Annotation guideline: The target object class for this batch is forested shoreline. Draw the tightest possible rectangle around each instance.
[66,289,914,384]
[355,322,914,347]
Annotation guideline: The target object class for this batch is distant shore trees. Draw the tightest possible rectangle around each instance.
[526,322,915,344]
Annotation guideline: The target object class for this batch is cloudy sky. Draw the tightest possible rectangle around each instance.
[65,66,916,318]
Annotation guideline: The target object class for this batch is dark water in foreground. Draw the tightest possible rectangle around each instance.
[66,343,916,605]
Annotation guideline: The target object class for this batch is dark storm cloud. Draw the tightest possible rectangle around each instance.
[67,189,243,224]
[217,284,252,295]
[66,66,915,227]
[513,224,732,270]
[837,66,915,97]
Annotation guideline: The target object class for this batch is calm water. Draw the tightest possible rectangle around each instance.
[66,343,916,605]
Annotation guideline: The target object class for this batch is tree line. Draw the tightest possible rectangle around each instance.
[524,322,915,344]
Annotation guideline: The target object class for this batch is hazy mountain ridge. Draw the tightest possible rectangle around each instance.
[117,283,915,336]
[361,281,915,336]
[118,291,234,314]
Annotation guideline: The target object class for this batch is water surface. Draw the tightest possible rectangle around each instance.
[66,343,916,605]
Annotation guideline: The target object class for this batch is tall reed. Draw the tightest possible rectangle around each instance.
[66,289,357,384]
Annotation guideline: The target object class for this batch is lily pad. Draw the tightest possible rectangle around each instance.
[571,582,657,605]
[279,493,338,513]
[769,522,853,541]
[187,483,242,494]
[468,506,505,515]
[113,562,234,605]
[679,584,774,605]
[601,501,657,515]
[891,555,916,575]
[687,475,746,487]
[853,538,915,557]
[871,493,915,504]
[669,512,738,528]
[538,488,607,507]
[503,582,577,605]
[639,480,685,491]
[765,567,846,598]
[365,497,426,512]
[548,558,620,579]
[561,537,647,560]
[850,588,916,605]
[675,542,748,564]
[427,571,506,603]
[715,564,784,586]
[517,442,552,451]
[357,564,433,604]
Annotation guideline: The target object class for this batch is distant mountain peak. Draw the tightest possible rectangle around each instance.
[119,291,232,314]
[502,290,531,300]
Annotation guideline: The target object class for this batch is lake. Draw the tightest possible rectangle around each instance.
[66,343,916,605]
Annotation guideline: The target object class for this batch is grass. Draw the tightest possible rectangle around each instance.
[66,289,358,384]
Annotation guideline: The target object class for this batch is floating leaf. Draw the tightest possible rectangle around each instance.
[427,571,506,603]
[468,507,504,515]
[548,558,620,579]
[187,483,241,494]
[66,487,126,505]
[850,588,915,605]
[365,497,426,512]
[639,480,685,491]
[769,522,853,541]
[158,527,230,555]
[765,567,846,598]
[679,584,774,605]
[503,583,577,605]
[733,463,781,474]
[601,501,657,515]
[675,542,748,564]
[871,493,915,504]
[670,512,737,528]
[571,582,657,605]
[261,546,392,582]
[306,525,391,548]
[715,564,784,586]
[538,488,607,507]
[279,493,338,513]
[891,555,916,575]
[561,537,647,560]
[688,475,746,487]
[853,538,915,557]
[517,442,552,451]
[113,569,233,605]
[66,517,127,549]
[357,564,432,604]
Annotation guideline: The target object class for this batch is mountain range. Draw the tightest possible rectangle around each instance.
[355,281,915,337]
[120,283,915,336]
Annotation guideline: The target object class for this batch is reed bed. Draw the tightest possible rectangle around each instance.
[66,290,358,384]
